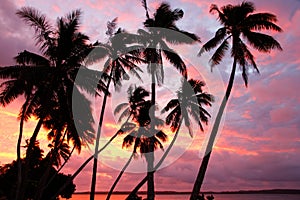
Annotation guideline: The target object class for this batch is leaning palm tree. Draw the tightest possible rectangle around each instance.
[89,19,145,200]
[190,2,282,199]
[0,8,106,200]
[139,2,200,199]
[126,79,213,199]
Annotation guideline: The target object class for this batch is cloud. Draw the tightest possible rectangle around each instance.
[0,0,37,66]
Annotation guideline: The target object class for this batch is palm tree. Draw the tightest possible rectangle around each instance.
[190,2,282,199]
[139,2,200,199]
[126,79,213,199]
[106,85,159,200]
[89,19,145,200]
[0,7,106,200]
[108,87,167,200]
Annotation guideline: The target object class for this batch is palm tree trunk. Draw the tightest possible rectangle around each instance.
[35,129,67,200]
[15,96,30,200]
[49,130,120,200]
[147,72,156,200]
[90,74,112,200]
[18,117,44,200]
[43,145,76,189]
[190,58,237,200]
[126,119,182,199]
[106,153,134,200]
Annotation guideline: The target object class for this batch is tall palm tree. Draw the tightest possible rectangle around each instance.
[190,2,282,199]
[139,2,200,199]
[89,19,145,200]
[0,7,106,200]
[126,79,213,199]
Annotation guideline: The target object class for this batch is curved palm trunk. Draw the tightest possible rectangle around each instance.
[190,58,237,200]
[49,131,119,200]
[90,71,113,200]
[106,153,134,200]
[126,119,182,199]
[18,117,44,200]
[43,145,76,190]
[15,96,31,200]
[15,117,25,200]
[35,129,68,200]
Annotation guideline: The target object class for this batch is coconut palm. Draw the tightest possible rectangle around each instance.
[89,19,145,200]
[107,89,167,200]
[190,2,282,199]
[0,7,106,200]
[138,2,200,199]
[126,79,213,199]
[106,85,159,200]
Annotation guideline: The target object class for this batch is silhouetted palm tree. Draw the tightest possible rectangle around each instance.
[89,18,145,200]
[126,79,213,199]
[139,2,200,199]
[0,7,106,200]
[109,92,166,200]
[190,2,282,199]
[106,85,162,200]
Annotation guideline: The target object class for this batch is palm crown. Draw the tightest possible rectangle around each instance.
[162,79,214,137]
[199,1,282,86]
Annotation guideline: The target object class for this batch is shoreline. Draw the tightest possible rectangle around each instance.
[74,189,300,195]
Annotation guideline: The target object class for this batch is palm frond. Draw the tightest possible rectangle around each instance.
[0,80,25,106]
[162,27,200,44]
[155,130,167,142]
[160,41,187,77]
[114,102,129,115]
[122,134,135,149]
[243,31,282,52]
[244,13,283,32]
[14,50,50,66]
[209,4,227,24]
[16,7,53,51]
[141,0,150,19]
[199,27,227,56]
[161,99,179,113]
[118,107,130,123]
[66,9,82,33]
[209,39,229,67]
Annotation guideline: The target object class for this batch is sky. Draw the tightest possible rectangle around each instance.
[0,0,300,193]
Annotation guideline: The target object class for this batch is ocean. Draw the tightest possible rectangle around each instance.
[70,194,300,200]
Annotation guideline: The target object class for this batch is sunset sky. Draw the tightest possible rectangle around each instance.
[0,0,300,193]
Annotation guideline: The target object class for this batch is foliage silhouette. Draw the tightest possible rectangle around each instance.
[106,85,162,200]
[126,79,213,199]
[0,141,75,200]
